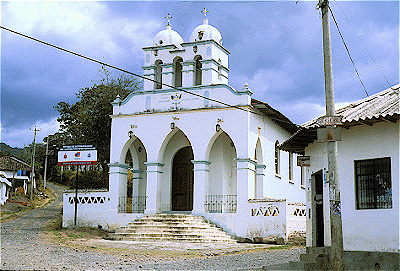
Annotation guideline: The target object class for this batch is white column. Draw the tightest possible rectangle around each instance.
[144,162,164,214]
[182,61,195,88]
[108,163,130,213]
[255,164,266,199]
[235,158,257,211]
[142,65,155,91]
[191,160,210,215]
[131,169,142,198]
[161,63,174,88]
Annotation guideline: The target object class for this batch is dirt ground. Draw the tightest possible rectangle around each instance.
[43,219,300,262]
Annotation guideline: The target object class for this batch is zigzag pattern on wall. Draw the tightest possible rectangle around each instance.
[68,196,107,204]
[292,208,306,216]
[251,206,280,216]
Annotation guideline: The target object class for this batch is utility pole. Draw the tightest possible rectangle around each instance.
[30,126,41,200]
[316,1,344,270]
[43,135,50,190]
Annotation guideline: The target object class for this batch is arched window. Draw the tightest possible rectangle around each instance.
[154,60,163,89]
[173,57,183,87]
[275,141,280,175]
[194,55,202,86]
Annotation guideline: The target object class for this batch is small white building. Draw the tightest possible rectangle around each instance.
[0,175,12,205]
[281,85,399,269]
[0,156,32,204]
[63,14,306,240]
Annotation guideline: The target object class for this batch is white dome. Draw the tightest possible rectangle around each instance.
[190,18,222,44]
[154,25,183,47]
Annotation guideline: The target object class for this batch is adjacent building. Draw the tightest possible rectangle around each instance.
[0,156,32,204]
[281,84,399,270]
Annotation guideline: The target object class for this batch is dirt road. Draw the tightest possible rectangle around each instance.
[1,183,303,270]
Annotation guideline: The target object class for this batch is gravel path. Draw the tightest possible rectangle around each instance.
[1,183,304,270]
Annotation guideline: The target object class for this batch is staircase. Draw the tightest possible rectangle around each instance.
[107,214,237,243]
[288,247,330,270]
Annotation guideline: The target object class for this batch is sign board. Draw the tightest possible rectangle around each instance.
[58,145,97,166]
[317,127,341,143]
[297,156,311,167]
[316,116,343,126]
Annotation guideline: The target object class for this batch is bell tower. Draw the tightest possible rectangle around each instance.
[142,9,230,92]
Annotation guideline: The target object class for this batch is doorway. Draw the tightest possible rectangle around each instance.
[313,170,324,247]
[171,146,194,211]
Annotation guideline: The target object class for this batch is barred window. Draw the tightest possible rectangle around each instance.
[275,141,280,175]
[355,158,392,210]
[288,152,293,181]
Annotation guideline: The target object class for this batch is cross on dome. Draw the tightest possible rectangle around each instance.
[202,7,209,17]
[165,13,173,26]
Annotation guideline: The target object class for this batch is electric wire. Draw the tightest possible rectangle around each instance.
[328,5,369,97]
[0,25,299,128]
[248,2,388,96]
[332,0,391,87]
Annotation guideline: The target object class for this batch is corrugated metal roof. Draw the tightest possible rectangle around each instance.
[0,156,31,171]
[281,84,400,154]
[251,98,299,134]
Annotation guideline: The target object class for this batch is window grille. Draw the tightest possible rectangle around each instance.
[300,167,305,187]
[275,141,280,175]
[204,195,237,213]
[288,152,293,180]
[355,158,392,209]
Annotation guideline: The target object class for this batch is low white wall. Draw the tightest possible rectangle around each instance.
[244,199,287,239]
[63,190,110,227]
[205,199,305,239]
[286,202,306,235]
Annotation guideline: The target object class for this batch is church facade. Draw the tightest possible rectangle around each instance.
[63,13,306,240]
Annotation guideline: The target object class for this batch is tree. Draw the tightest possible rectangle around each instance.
[55,69,141,187]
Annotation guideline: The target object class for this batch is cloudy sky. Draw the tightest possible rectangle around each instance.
[1,0,398,148]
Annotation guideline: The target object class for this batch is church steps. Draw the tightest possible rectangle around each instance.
[108,214,237,243]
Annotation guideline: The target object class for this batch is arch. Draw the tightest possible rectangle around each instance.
[206,131,237,210]
[173,56,183,87]
[158,128,192,162]
[254,138,264,199]
[158,128,193,212]
[154,60,163,89]
[119,136,148,213]
[275,140,280,175]
[194,55,202,86]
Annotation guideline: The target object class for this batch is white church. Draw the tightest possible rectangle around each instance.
[63,11,306,241]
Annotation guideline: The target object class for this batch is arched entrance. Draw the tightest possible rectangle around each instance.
[171,146,194,211]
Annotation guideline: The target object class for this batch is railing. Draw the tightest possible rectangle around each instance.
[205,195,237,213]
[118,196,147,213]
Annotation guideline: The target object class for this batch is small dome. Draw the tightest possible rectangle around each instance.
[154,25,183,47]
[190,18,222,44]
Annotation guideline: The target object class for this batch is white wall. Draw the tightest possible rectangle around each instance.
[249,112,306,204]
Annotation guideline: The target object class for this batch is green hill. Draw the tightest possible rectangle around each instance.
[0,143,23,157]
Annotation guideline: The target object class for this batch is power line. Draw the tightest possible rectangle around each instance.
[328,6,369,97]
[247,2,386,95]
[0,25,298,128]
[332,0,391,87]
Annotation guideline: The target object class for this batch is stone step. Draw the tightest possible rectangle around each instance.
[110,236,236,243]
[300,253,319,263]
[299,252,329,270]
[116,229,230,236]
[113,231,232,238]
[136,217,208,223]
[123,224,220,230]
[115,232,233,238]
[109,214,236,243]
